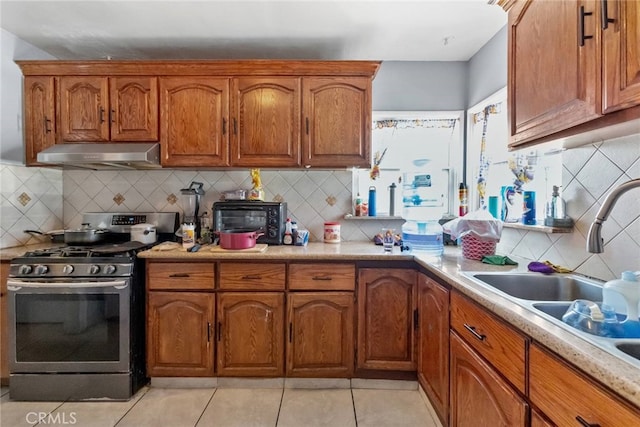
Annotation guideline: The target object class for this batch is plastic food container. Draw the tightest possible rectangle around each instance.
[324,222,340,243]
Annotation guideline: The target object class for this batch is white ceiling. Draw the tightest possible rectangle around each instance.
[0,0,507,61]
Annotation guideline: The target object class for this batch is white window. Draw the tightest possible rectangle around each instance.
[466,87,563,221]
[353,111,464,219]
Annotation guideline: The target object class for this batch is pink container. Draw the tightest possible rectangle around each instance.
[461,234,497,260]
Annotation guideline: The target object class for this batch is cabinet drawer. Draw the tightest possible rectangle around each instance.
[450,291,526,393]
[289,263,355,290]
[219,263,285,290]
[147,262,215,290]
[530,344,640,427]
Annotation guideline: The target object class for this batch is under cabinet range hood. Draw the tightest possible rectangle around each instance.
[36,143,161,170]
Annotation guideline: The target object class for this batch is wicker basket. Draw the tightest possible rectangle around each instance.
[461,233,497,260]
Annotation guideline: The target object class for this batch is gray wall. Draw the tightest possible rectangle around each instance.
[467,25,507,107]
[1,29,55,164]
[373,61,468,111]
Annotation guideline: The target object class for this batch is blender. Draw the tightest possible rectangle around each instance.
[180,181,205,239]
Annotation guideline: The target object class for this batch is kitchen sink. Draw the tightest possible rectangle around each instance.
[461,272,640,367]
[468,273,603,301]
[531,302,572,320]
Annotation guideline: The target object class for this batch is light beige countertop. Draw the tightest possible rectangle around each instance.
[139,241,640,408]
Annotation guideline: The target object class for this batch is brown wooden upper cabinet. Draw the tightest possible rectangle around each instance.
[24,76,56,165]
[303,77,372,168]
[160,77,230,167]
[58,76,158,143]
[231,77,301,167]
[18,60,380,168]
[504,0,640,148]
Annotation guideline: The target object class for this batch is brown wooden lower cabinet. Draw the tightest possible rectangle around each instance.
[417,274,449,426]
[1,261,9,385]
[530,343,640,426]
[146,292,215,377]
[357,268,417,371]
[449,332,528,427]
[286,292,354,377]
[217,292,284,377]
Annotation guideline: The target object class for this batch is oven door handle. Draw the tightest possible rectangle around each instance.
[7,279,129,290]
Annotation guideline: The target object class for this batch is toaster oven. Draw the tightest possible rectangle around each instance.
[212,201,287,245]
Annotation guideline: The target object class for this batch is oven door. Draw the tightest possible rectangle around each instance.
[214,206,269,239]
[7,278,130,374]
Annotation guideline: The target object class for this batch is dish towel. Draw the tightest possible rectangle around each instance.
[481,255,518,265]
[528,261,574,274]
[543,260,573,273]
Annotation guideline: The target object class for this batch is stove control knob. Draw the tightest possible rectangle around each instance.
[89,265,101,275]
[104,265,117,275]
[34,265,49,275]
[19,265,33,275]
[62,265,74,275]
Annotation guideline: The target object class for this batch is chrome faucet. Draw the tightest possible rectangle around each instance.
[587,178,640,253]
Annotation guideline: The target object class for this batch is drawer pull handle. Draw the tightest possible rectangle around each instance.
[464,323,486,341]
[579,6,594,46]
[242,275,262,280]
[601,0,614,30]
[575,416,600,427]
[312,276,332,281]
[169,273,189,278]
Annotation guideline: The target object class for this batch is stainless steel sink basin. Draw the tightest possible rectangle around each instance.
[468,273,603,301]
[531,302,572,320]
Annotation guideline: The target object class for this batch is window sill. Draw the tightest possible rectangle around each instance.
[343,215,405,221]
[502,222,573,234]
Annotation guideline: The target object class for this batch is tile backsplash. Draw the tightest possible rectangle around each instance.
[2,133,637,282]
[0,164,63,248]
[497,134,639,281]
[1,167,402,248]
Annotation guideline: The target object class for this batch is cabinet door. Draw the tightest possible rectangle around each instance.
[231,77,301,167]
[302,77,371,168]
[287,292,354,377]
[508,0,601,147]
[530,343,640,426]
[24,76,56,165]
[160,77,230,167]
[1,261,9,385]
[602,0,640,113]
[417,274,449,425]
[147,292,215,377]
[217,292,284,377]
[449,332,528,427]
[59,76,110,142]
[357,268,416,371]
[110,76,159,141]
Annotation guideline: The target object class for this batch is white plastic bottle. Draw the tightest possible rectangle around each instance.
[602,271,640,320]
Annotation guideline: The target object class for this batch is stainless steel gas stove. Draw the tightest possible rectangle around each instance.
[6,212,178,401]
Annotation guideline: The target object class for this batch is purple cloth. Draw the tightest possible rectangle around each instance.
[528,261,555,274]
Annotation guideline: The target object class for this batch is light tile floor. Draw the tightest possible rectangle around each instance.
[0,385,442,427]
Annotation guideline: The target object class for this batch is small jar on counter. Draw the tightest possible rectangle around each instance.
[324,222,341,243]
